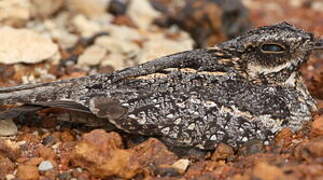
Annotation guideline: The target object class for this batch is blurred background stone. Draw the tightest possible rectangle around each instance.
[152,0,251,47]
[0,27,59,64]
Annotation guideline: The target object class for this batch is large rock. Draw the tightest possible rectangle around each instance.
[0,27,59,64]
[71,129,178,178]
[0,0,30,25]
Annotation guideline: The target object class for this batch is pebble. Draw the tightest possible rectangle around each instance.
[311,115,323,136]
[38,160,54,171]
[0,0,30,25]
[78,45,107,66]
[72,14,102,38]
[66,0,110,18]
[16,165,40,180]
[0,27,58,64]
[135,34,193,64]
[0,119,18,136]
[30,0,64,18]
[5,174,15,180]
[171,159,190,174]
[95,35,140,54]
[127,0,161,30]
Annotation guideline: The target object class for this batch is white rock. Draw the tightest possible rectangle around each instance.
[78,45,107,66]
[105,25,143,41]
[66,0,111,18]
[95,36,140,54]
[136,33,194,64]
[312,1,323,12]
[0,0,30,24]
[101,53,129,70]
[72,14,103,38]
[171,159,190,174]
[127,0,161,30]
[38,160,54,171]
[5,174,15,180]
[0,27,59,64]
[44,20,79,49]
[0,119,18,136]
[30,0,64,18]
[73,13,113,38]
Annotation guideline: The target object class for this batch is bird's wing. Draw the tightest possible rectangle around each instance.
[111,48,226,82]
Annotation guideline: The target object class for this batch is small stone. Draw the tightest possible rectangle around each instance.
[0,119,18,136]
[101,53,127,70]
[71,130,140,178]
[0,139,20,160]
[0,0,30,25]
[30,0,64,18]
[127,0,161,30]
[37,146,56,160]
[238,140,265,156]
[16,165,40,180]
[211,143,235,161]
[66,0,110,18]
[171,159,190,174]
[312,1,323,12]
[95,35,140,54]
[131,138,178,167]
[72,14,103,38]
[42,19,79,49]
[252,162,287,180]
[38,160,54,171]
[77,45,107,66]
[135,34,193,64]
[0,27,59,64]
[5,174,15,180]
[0,155,15,177]
[311,115,323,136]
[57,172,72,180]
[294,137,323,161]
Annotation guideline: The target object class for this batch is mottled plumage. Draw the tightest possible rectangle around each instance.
[0,22,322,149]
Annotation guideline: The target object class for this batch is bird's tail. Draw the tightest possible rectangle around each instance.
[0,79,76,106]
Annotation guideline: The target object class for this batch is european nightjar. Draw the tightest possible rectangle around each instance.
[0,22,322,149]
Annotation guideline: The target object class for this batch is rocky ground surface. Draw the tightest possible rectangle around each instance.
[0,0,323,179]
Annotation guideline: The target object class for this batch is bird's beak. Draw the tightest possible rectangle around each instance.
[313,38,323,50]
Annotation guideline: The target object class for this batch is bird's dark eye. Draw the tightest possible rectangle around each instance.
[261,43,285,53]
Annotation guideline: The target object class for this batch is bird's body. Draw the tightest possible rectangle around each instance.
[0,22,322,149]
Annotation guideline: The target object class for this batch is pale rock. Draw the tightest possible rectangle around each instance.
[66,0,111,18]
[5,174,15,180]
[95,36,140,54]
[136,33,193,64]
[0,0,30,24]
[101,53,133,70]
[38,160,54,171]
[127,0,161,30]
[43,20,79,49]
[0,119,18,136]
[72,14,103,38]
[105,25,143,41]
[312,1,323,12]
[27,13,79,49]
[30,0,64,18]
[0,27,58,64]
[78,45,107,66]
[171,159,190,174]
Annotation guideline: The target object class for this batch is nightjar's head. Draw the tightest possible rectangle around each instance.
[219,22,323,83]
